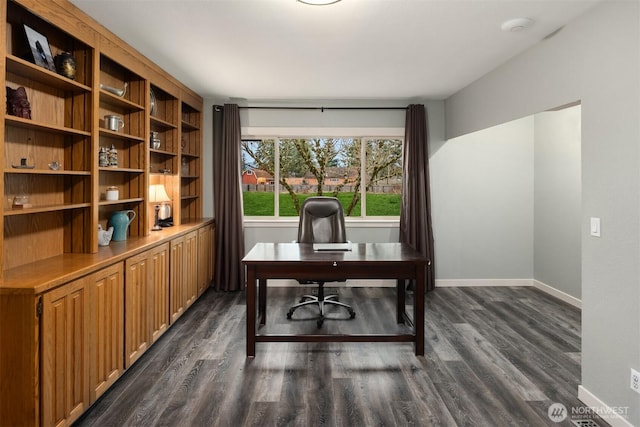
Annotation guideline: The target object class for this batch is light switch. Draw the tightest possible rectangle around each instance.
[590,217,601,237]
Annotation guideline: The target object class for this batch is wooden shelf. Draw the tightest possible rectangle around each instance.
[6,55,91,93]
[179,100,201,224]
[99,167,145,174]
[181,120,199,131]
[5,169,91,175]
[99,128,145,142]
[5,116,91,136]
[99,198,144,206]
[99,90,144,111]
[150,148,177,157]
[4,202,91,216]
[1,1,204,424]
[150,115,178,130]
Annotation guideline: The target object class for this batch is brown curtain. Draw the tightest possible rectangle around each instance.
[400,104,435,291]
[212,104,245,291]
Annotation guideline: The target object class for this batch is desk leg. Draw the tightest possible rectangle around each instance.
[414,265,425,356]
[397,279,405,323]
[258,279,267,325]
[246,266,256,357]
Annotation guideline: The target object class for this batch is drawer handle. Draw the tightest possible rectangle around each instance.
[332,261,338,267]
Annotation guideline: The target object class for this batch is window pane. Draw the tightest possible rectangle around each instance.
[241,139,275,216]
[279,138,361,216]
[365,139,403,216]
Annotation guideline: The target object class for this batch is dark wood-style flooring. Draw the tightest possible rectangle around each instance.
[74,286,606,427]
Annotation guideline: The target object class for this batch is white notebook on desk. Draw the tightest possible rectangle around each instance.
[312,243,352,252]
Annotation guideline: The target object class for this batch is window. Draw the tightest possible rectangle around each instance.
[241,137,403,218]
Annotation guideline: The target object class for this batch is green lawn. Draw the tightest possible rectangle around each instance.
[243,191,401,217]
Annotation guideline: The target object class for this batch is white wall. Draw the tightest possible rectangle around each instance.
[534,105,582,299]
[445,1,640,424]
[430,116,534,282]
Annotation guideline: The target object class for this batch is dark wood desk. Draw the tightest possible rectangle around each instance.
[243,242,427,357]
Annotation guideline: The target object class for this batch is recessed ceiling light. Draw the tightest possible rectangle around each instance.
[501,18,535,32]
[298,0,341,5]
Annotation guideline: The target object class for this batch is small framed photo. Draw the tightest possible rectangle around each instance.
[23,24,56,72]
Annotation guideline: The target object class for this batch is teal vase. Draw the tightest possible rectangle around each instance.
[109,210,136,241]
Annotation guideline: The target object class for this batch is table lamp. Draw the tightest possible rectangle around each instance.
[149,184,171,231]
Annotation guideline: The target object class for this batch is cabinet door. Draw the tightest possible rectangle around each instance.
[185,230,199,308]
[0,295,39,426]
[125,253,151,368]
[88,263,124,403]
[197,224,214,295]
[150,243,170,343]
[41,278,89,427]
[170,236,185,323]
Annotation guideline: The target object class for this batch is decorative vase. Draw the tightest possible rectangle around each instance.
[54,52,76,80]
[97,224,114,246]
[109,210,136,241]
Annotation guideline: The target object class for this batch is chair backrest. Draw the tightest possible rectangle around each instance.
[297,197,347,244]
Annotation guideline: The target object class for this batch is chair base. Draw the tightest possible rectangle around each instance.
[287,288,355,328]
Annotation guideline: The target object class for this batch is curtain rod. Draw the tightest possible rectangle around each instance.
[237,106,407,112]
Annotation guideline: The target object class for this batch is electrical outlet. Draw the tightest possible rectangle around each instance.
[631,368,640,394]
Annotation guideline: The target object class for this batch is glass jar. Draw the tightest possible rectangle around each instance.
[106,186,119,201]
[108,144,118,167]
[181,157,189,175]
[99,146,109,167]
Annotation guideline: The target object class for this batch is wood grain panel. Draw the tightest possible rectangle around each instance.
[149,243,169,343]
[88,262,124,402]
[184,230,198,308]
[41,277,89,427]
[3,212,65,270]
[5,76,67,127]
[124,252,150,368]
[197,224,214,295]
[169,235,185,323]
[4,127,65,171]
[0,294,40,426]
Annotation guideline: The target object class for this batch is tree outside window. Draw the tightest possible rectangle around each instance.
[241,137,402,217]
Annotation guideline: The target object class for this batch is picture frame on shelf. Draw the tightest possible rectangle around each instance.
[23,24,56,72]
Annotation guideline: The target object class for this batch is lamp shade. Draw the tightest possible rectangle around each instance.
[149,184,171,203]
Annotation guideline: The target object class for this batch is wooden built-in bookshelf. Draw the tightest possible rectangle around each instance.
[0,1,208,425]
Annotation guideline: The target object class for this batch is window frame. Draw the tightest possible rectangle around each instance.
[241,127,404,222]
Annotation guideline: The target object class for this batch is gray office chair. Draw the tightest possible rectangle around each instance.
[286,196,356,328]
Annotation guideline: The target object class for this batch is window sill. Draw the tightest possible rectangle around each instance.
[243,218,400,228]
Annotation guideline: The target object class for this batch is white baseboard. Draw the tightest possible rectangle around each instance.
[435,278,533,287]
[578,385,634,427]
[533,279,582,309]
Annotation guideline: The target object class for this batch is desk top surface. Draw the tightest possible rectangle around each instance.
[242,242,427,264]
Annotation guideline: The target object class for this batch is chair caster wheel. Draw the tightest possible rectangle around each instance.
[349,310,356,319]
[286,310,293,319]
[317,318,324,328]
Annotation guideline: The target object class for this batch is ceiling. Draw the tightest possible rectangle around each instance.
[69,0,599,102]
